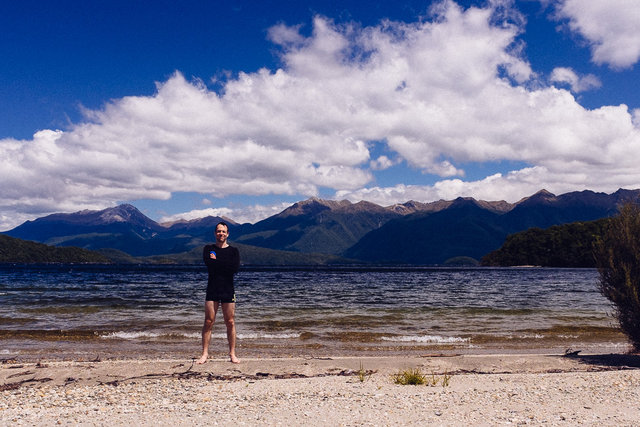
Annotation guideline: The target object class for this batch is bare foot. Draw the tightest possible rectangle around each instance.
[196,354,208,364]
[229,354,240,364]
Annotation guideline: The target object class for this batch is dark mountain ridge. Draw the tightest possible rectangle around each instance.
[345,197,508,264]
[5,205,230,256]
[7,204,163,242]
[345,189,640,264]
[3,188,639,264]
[232,198,403,255]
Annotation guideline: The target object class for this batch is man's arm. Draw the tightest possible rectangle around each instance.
[203,245,214,266]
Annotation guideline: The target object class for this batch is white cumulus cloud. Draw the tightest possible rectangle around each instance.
[159,202,292,225]
[370,155,396,171]
[1,0,640,230]
[555,0,640,69]
[550,67,602,93]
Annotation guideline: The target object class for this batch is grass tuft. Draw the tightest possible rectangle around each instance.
[356,360,373,382]
[392,368,453,387]
[392,368,427,385]
[441,371,452,387]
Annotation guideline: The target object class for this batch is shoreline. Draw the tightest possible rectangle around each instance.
[2,328,630,363]
[1,338,631,363]
[4,351,640,388]
[3,351,640,425]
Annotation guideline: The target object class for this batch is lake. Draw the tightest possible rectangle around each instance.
[0,264,628,360]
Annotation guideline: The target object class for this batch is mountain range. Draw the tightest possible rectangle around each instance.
[346,189,640,264]
[3,188,639,265]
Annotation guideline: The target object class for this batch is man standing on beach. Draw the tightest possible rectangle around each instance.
[197,221,241,364]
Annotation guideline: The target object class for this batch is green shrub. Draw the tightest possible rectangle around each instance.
[594,203,640,351]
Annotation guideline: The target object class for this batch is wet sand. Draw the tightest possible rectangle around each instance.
[2,352,640,425]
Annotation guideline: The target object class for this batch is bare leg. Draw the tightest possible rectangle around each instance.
[222,302,239,363]
[196,301,218,364]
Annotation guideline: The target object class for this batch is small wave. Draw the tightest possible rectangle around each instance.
[101,331,203,340]
[102,331,164,339]
[101,331,302,340]
[518,334,545,339]
[209,332,301,340]
[238,332,301,340]
[381,335,469,344]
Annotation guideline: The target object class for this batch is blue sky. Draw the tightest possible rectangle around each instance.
[1,0,640,229]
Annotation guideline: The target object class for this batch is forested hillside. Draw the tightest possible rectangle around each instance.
[0,235,111,263]
[481,219,609,267]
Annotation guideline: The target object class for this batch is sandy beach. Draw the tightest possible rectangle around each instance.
[2,352,640,426]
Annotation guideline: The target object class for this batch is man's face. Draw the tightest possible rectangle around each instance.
[215,225,229,243]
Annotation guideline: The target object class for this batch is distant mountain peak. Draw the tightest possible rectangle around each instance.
[448,197,485,209]
[161,215,237,230]
[517,189,557,206]
[387,199,453,215]
[613,188,640,203]
[281,197,352,217]
[535,189,555,197]
[98,204,145,223]
[42,203,162,230]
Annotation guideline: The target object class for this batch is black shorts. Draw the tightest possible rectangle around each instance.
[205,289,236,303]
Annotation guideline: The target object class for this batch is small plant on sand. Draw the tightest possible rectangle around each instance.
[392,368,426,385]
[428,373,439,386]
[428,372,452,387]
[357,361,370,382]
[441,372,452,387]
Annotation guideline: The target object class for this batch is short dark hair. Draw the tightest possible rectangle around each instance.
[215,221,229,231]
